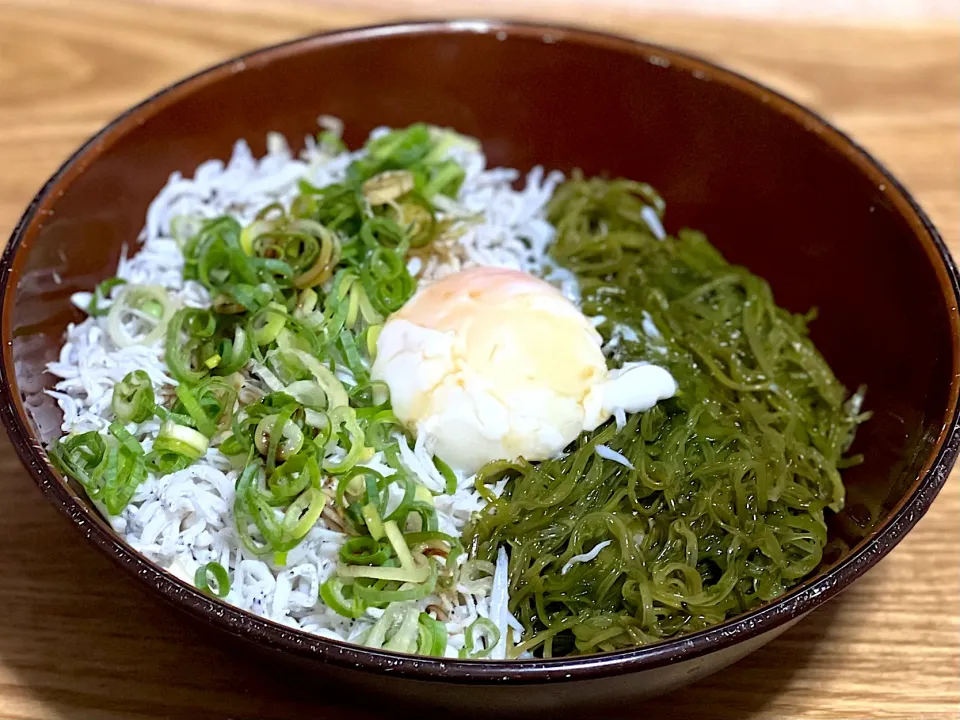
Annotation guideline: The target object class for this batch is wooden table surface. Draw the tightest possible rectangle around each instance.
[0,1,958,718]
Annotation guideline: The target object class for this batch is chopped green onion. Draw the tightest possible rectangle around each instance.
[292,222,341,289]
[50,428,148,516]
[111,370,155,424]
[294,288,319,317]
[170,378,237,440]
[335,466,384,513]
[165,308,210,384]
[417,613,448,657]
[339,537,391,566]
[233,462,270,555]
[366,324,382,358]
[338,556,431,583]
[345,501,366,528]
[101,447,147,515]
[284,381,329,410]
[155,421,208,459]
[107,285,174,348]
[422,159,466,200]
[461,618,500,659]
[87,277,127,317]
[362,503,385,540]
[383,603,422,653]
[56,126,481,599]
[414,485,434,506]
[175,384,217,438]
[363,170,415,206]
[194,561,230,598]
[251,303,287,346]
[363,603,415,651]
[108,421,144,457]
[351,559,439,604]
[239,218,269,257]
[322,407,366,474]
[144,449,192,474]
[280,487,326,540]
[337,328,367,383]
[359,246,415,316]
[254,413,304,463]
[213,325,253,375]
[267,454,320,501]
[433,456,458,496]
[268,349,349,408]
[390,197,436,248]
[320,577,365,618]
[49,431,106,490]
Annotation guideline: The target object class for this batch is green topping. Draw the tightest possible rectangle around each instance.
[319,576,366,618]
[281,486,326,541]
[86,277,127,317]
[340,536,392,566]
[111,370,155,424]
[461,617,500,659]
[194,561,230,598]
[106,284,175,347]
[347,124,471,202]
[172,378,237,439]
[154,421,208,460]
[360,603,448,656]
[137,122,470,576]
[49,427,147,516]
[464,175,867,658]
[417,612,449,657]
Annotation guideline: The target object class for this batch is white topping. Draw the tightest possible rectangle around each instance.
[641,205,666,240]
[597,362,678,427]
[561,541,614,575]
[595,444,635,470]
[491,547,511,660]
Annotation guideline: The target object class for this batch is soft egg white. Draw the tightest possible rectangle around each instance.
[372,266,676,474]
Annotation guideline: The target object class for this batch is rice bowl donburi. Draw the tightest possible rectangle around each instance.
[46,121,868,660]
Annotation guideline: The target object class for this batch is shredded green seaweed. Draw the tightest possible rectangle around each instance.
[464,174,869,658]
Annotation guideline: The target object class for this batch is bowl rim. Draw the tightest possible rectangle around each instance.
[2,18,959,685]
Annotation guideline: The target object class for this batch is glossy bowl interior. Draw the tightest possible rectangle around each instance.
[2,20,958,714]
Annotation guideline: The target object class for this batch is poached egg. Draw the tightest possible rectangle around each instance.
[371,266,677,474]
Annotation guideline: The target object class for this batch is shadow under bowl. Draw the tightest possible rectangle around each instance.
[1,19,958,715]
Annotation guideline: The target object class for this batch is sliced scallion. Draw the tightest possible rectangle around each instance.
[417,613,448,657]
[107,285,175,348]
[337,558,430,583]
[280,487,326,540]
[87,277,127,317]
[155,421,209,459]
[111,370,155,424]
[461,618,500,659]
[194,561,230,598]
[339,536,391,566]
[319,577,365,618]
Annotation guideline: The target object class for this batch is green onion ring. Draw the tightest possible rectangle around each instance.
[111,370,156,424]
[194,561,230,598]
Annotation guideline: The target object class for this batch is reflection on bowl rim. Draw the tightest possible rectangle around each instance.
[1,19,958,685]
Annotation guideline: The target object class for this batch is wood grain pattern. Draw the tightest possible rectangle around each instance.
[0,1,957,718]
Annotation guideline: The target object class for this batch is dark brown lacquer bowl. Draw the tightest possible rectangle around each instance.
[1,20,958,716]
